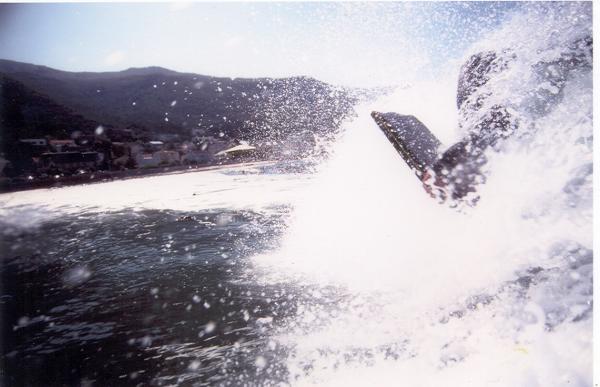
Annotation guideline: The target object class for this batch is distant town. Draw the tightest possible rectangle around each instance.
[0,59,365,192]
[0,128,274,192]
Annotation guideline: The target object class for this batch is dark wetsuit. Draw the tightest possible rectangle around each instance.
[373,35,592,204]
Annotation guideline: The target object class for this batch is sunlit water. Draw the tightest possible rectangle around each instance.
[0,3,593,386]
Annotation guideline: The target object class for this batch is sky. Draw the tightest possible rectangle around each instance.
[0,2,520,87]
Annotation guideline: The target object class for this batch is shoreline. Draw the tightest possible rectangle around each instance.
[0,160,278,194]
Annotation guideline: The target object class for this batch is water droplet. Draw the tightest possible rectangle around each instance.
[17,316,30,327]
[255,356,267,369]
[140,336,152,347]
[188,360,201,371]
[205,321,216,333]
[63,266,92,286]
[256,316,273,325]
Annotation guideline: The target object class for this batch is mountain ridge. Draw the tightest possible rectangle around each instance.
[1,59,358,155]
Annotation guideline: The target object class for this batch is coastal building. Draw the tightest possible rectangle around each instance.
[157,150,180,165]
[181,150,211,165]
[49,139,77,152]
[129,143,144,155]
[147,141,165,152]
[40,152,99,172]
[135,150,180,168]
[18,139,49,158]
[135,153,157,168]
[20,139,47,147]
[109,142,127,168]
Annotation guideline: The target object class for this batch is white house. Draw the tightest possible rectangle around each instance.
[135,150,180,168]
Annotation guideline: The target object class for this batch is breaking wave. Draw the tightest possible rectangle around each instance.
[254,3,593,385]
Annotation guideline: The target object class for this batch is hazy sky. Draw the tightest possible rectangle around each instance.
[0,2,520,87]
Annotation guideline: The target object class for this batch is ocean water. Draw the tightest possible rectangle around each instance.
[0,3,593,386]
[0,164,313,386]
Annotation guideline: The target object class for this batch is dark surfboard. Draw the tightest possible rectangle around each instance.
[371,110,485,202]
[371,111,441,178]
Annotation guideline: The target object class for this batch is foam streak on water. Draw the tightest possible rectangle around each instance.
[254,3,593,386]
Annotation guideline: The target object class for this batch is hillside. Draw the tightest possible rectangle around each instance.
[0,59,357,149]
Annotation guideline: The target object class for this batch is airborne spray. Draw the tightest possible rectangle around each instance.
[254,3,592,385]
[0,2,592,386]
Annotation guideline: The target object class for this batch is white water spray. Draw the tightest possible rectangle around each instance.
[254,3,593,385]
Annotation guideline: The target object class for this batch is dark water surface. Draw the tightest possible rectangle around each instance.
[0,206,327,386]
